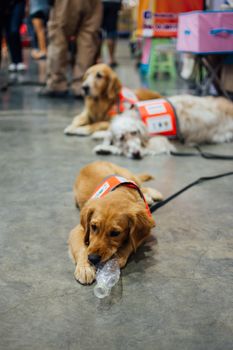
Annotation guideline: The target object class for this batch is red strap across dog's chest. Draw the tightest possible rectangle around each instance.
[108,87,139,117]
[91,175,152,217]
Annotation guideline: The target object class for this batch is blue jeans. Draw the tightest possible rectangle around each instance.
[5,1,26,64]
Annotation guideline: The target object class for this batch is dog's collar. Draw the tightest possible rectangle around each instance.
[91,175,152,217]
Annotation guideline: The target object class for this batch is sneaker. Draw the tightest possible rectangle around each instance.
[31,49,40,59]
[8,63,17,72]
[31,50,47,60]
[16,63,26,71]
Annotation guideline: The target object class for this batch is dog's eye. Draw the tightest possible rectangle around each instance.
[120,135,125,141]
[110,230,120,237]
[91,224,98,232]
[130,131,138,136]
[96,72,103,79]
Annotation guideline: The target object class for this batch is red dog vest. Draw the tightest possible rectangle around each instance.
[91,175,152,217]
[108,87,178,138]
[135,99,178,138]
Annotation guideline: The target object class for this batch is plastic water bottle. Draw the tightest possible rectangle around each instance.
[94,258,120,298]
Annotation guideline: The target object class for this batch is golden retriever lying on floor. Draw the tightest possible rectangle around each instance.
[64,63,161,136]
[68,161,162,285]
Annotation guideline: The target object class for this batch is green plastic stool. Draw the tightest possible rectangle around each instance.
[148,38,176,79]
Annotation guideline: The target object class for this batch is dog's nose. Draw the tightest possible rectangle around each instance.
[82,85,90,95]
[88,254,101,265]
[132,151,142,160]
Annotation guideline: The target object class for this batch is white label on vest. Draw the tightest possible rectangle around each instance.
[145,103,167,115]
[92,182,110,199]
[115,176,127,183]
[146,115,173,133]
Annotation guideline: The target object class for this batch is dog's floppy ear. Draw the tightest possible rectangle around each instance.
[137,120,149,147]
[80,204,94,245]
[107,72,122,100]
[128,208,155,252]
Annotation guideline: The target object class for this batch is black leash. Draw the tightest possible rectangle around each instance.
[171,145,233,160]
[150,171,233,213]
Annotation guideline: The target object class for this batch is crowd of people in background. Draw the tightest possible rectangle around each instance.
[0,0,122,97]
[1,0,232,97]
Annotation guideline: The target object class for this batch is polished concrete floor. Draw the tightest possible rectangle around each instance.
[0,41,233,350]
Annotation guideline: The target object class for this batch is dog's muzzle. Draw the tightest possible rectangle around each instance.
[88,254,101,266]
[82,85,90,96]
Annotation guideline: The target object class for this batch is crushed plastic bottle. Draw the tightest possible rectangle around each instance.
[94,258,120,298]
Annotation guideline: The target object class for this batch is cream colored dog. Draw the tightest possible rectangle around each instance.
[93,95,233,158]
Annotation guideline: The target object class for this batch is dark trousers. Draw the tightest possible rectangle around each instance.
[4,1,25,64]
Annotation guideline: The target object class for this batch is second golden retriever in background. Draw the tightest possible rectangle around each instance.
[64,64,161,136]
[68,161,162,285]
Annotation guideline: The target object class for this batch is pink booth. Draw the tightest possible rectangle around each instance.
[177,10,233,98]
[177,10,233,54]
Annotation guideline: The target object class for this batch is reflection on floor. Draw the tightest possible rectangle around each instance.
[0,40,233,350]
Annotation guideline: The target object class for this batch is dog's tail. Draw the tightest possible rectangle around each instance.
[137,173,154,182]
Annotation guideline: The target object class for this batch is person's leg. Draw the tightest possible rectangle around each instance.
[45,1,71,93]
[43,0,87,95]
[98,3,108,63]
[106,39,116,66]
[31,11,47,59]
[71,0,102,96]
[5,1,25,65]
[104,2,121,67]
[27,16,38,51]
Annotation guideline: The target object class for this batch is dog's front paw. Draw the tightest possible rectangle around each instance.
[74,264,96,285]
[64,125,91,136]
[94,144,112,155]
[94,144,122,155]
[73,126,91,136]
[143,188,163,205]
[64,124,77,135]
[149,188,163,202]
[92,130,110,140]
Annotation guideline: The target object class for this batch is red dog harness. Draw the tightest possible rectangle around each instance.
[91,175,152,217]
[108,87,139,117]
